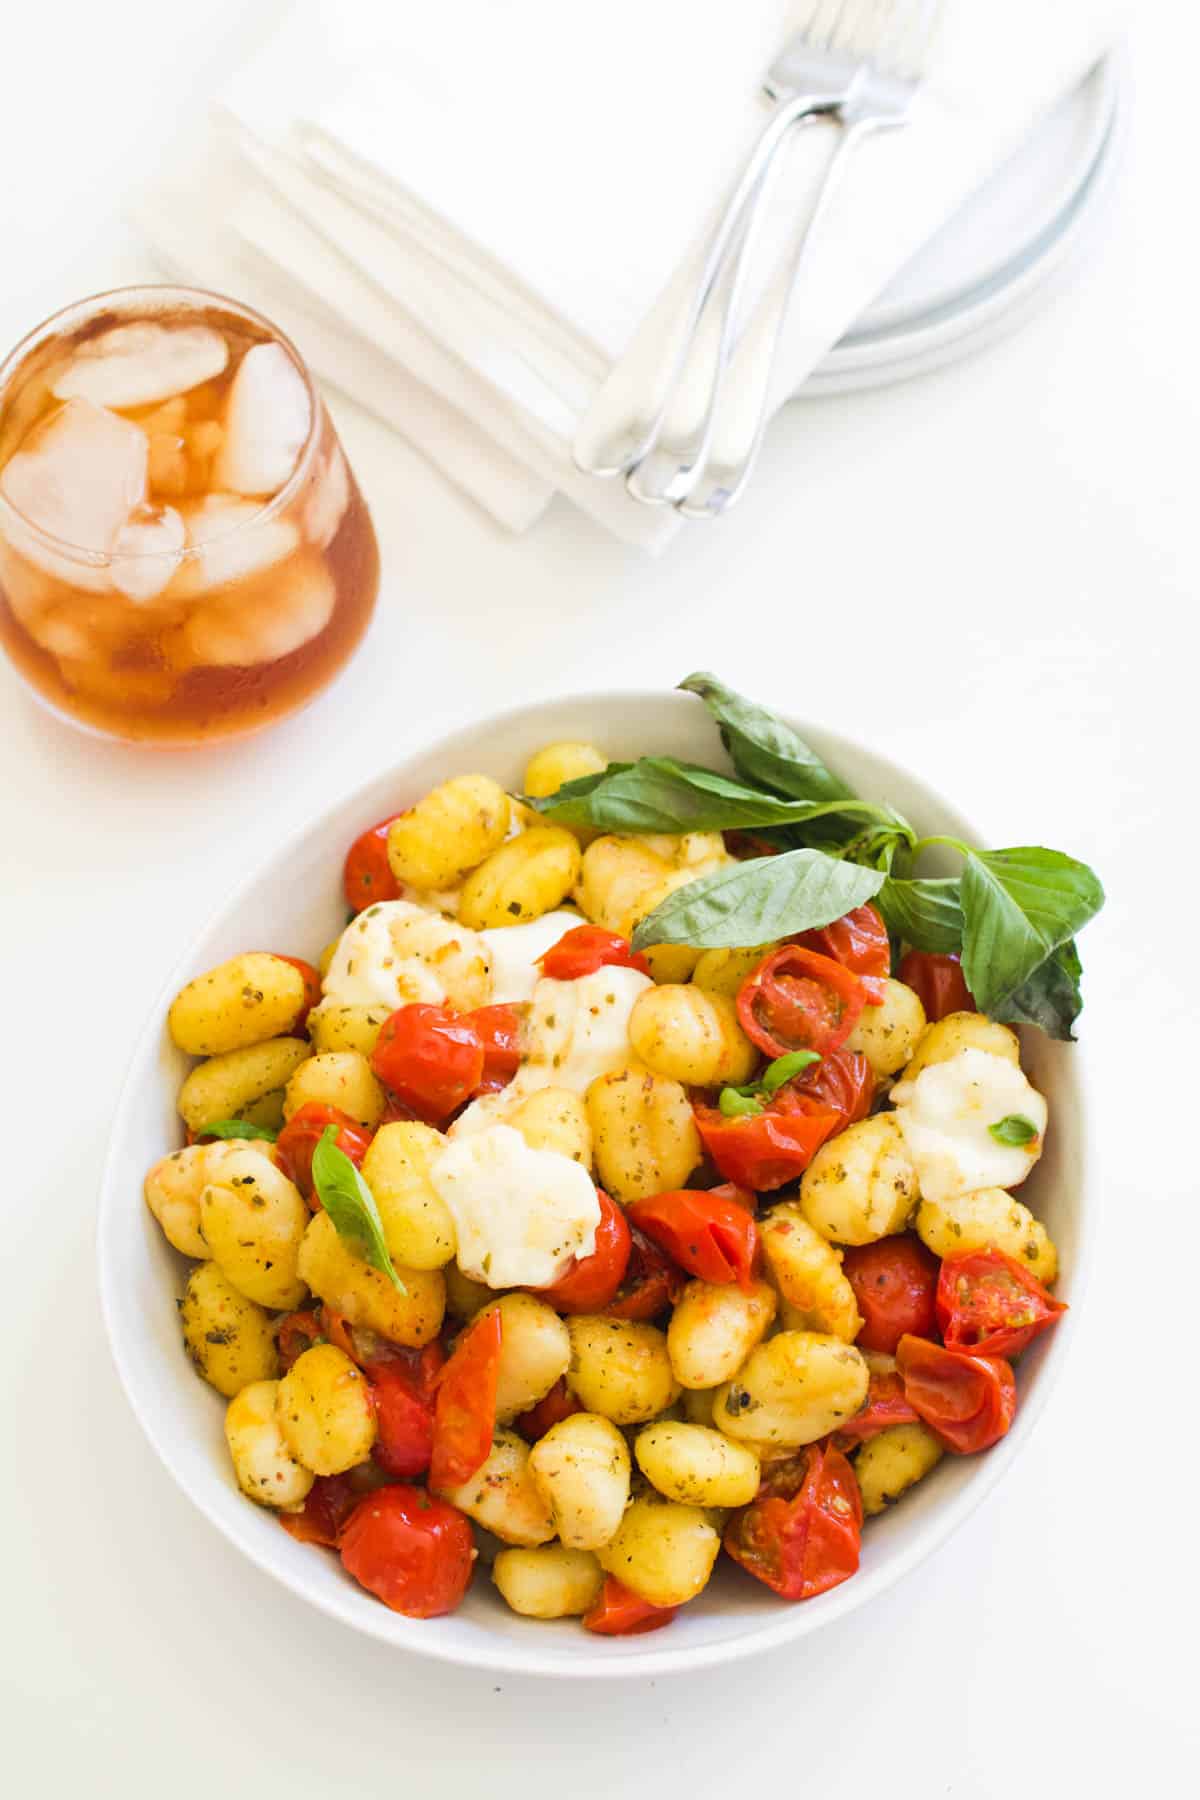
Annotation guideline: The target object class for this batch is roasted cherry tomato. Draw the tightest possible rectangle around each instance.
[792,1046,875,1132]
[693,1088,841,1192]
[737,946,868,1060]
[429,1307,504,1491]
[627,1185,758,1289]
[842,1234,939,1354]
[936,1248,1067,1359]
[605,1224,685,1321]
[368,1344,445,1478]
[513,1378,584,1442]
[539,924,650,981]
[793,904,890,1005]
[582,1575,679,1636]
[724,1441,862,1601]
[343,816,404,912]
[464,1003,524,1095]
[371,1004,485,1123]
[279,1466,389,1547]
[275,1308,326,1372]
[340,1485,476,1617]
[276,1103,373,1202]
[896,1334,1017,1454]
[833,1367,920,1447]
[898,950,975,1022]
[535,1191,631,1313]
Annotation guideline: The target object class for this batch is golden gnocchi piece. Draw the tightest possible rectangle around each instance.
[714,1331,869,1450]
[225,1379,314,1509]
[283,1051,386,1129]
[902,1011,1020,1083]
[522,740,608,800]
[386,773,511,890]
[854,1422,944,1516]
[504,1085,592,1167]
[691,944,777,999]
[566,1316,680,1424]
[627,983,758,1087]
[759,1202,862,1342]
[596,1494,721,1608]
[458,827,582,929]
[442,1262,494,1320]
[297,1210,446,1346]
[179,1261,278,1397]
[177,1036,310,1133]
[914,1185,1058,1285]
[144,1137,277,1259]
[666,1279,777,1390]
[306,1002,390,1058]
[575,836,674,936]
[198,1149,308,1310]
[799,1114,919,1246]
[585,1065,702,1202]
[434,1428,556,1546]
[528,1412,631,1549]
[492,1545,604,1619]
[168,952,307,1056]
[635,1421,761,1508]
[478,1293,572,1423]
[361,1121,457,1270]
[275,1344,377,1476]
[844,978,927,1079]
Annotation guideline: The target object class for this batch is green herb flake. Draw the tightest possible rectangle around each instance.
[988,1114,1039,1147]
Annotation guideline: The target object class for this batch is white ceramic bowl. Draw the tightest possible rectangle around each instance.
[98,690,1089,1678]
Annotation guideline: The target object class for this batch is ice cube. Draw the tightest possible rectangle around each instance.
[171,495,299,598]
[171,554,335,668]
[0,398,148,585]
[51,323,229,409]
[214,342,312,498]
[304,444,350,549]
[110,505,186,602]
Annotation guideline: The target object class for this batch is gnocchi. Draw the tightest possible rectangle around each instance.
[759,1202,862,1341]
[361,1121,457,1270]
[901,1010,1020,1083]
[566,1316,680,1423]
[458,827,582,930]
[168,953,307,1056]
[283,1050,386,1129]
[854,1422,944,1516]
[177,1036,310,1133]
[492,1546,604,1619]
[386,773,511,889]
[714,1332,869,1450]
[666,1279,777,1390]
[179,1261,278,1397]
[596,1495,721,1608]
[635,1422,760,1508]
[478,1293,572,1423]
[799,1114,919,1246]
[527,1412,631,1548]
[586,1065,702,1202]
[844,978,927,1078]
[914,1185,1059,1284]
[627,984,757,1087]
[275,1343,377,1476]
[198,1149,308,1309]
[225,1380,314,1508]
[522,740,607,800]
[433,1428,556,1546]
[297,1210,446,1345]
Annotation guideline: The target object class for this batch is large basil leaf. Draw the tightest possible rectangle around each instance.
[631,849,885,950]
[679,673,853,804]
[960,848,1104,1014]
[311,1128,406,1292]
[991,940,1084,1041]
[876,875,964,955]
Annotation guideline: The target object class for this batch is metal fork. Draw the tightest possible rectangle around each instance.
[576,0,942,514]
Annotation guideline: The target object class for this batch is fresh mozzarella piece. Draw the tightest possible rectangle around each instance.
[318,898,491,1013]
[479,910,582,1005]
[890,1048,1047,1205]
[431,1124,600,1288]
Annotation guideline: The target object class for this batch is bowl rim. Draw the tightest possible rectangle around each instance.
[96,687,1094,1679]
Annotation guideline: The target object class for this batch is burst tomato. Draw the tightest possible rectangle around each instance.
[834,1367,920,1447]
[604,1224,685,1320]
[582,1576,679,1636]
[539,924,650,981]
[724,1441,862,1601]
[794,904,890,1005]
[369,1345,445,1478]
[276,1103,373,1202]
[693,1089,841,1191]
[513,1378,583,1442]
[280,1466,389,1548]
[841,1234,939,1354]
[936,1248,1067,1358]
[737,946,868,1059]
[371,1004,485,1123]
[535,1191,631,1312]
[429,1308,503,1491]
[793,1046,875,1131]
[340,1486,476,1617]
[343,816,404,912]
[627,1185,758,1289]
[465,1003,523,1095]
[897,950,975,1022]
[275,1308,326,1371]
[896,1334,1017,1454]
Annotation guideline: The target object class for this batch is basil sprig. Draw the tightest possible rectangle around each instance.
[311,1127,406,1292]
[988,1114,1040,1146]
[631,850,885,952]
[195,1118,279,1143]
[717,1050,822,1118]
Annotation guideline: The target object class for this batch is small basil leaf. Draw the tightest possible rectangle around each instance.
[876,875,964,955]
[761,1050,821,1094]
[988,1114,1039,1146]
[679,673,854,804]
[311,1127,406,1292]
[718,1088,764,1118]
[522,763,633,827]
[631,850,885,951]
[195,1118,279,1143]
[960,848,1104,1014]
[991,940,1084,1042]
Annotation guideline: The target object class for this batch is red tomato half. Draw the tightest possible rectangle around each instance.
[539,924,650,981]
[535,1191,631,1313]
[737,946,868,1059]
[693,1089,841,1192]
[343,816,404,912]
[842,1234,939,1354]
[465,1004,523,1094]
[793,1046,875,1133]
[280,1467,388,1548]
[582,1576,679,1636]
[340,1486,476,1617]
[627,1185,758,1289]
[369,1344,445,1479]
[794,904,890,1005]
[276,1103,373,1202]
[276,1309,325,1372]
[724,1442,862,1601]
[896,1334,1017,1454]
[429,1308,503,1491]
[936,1249,1067,1359]
[834,1367,920,1447]
[604,1225,684,1321]
[371,1004,485,1123]
[897,950,975,1022]
[514,1378,583,1442]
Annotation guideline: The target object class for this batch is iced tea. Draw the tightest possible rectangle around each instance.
[0,287,379,743]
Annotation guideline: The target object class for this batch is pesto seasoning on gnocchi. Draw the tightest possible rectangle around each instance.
[146,679,1094,1632]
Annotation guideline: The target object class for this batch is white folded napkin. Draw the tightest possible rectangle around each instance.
[134,0,1124,549]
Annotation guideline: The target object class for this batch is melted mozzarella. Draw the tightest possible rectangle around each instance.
[890,1048,1047,1204]
[430,1124,600,1288]
[318,898,491,1012]
[478,910,582,1005]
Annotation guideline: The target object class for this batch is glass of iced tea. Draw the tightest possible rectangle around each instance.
[0,286,379,744]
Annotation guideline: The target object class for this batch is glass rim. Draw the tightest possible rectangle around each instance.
[0,283,323,565]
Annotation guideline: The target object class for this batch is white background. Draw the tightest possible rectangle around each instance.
[1,3,1195,1794]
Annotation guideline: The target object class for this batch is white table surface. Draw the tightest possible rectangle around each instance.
[2,4,1196,1792]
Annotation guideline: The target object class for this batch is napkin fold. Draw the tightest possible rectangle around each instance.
[134,0,1124,549]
